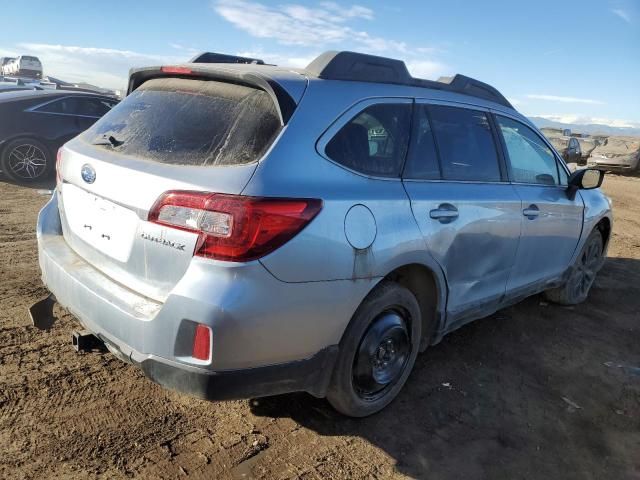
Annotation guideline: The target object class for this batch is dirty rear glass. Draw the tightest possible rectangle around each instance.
[82,77,282,166]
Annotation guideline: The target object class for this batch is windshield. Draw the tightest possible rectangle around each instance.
[82,77,282,167]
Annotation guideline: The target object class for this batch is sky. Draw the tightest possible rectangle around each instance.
[1,0,638,127]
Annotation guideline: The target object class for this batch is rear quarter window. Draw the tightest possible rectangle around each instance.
[82,78,282,167]
[325,103,411,177]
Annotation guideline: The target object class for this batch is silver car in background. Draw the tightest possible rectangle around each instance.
[34,51,613,417]
[588,136,640,174]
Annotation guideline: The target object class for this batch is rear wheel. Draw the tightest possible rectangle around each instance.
[326,282,421,417]
[544,229,604,305]
[0,137,53,183]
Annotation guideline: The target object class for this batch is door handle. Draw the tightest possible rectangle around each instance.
[523,204,540,219]
[429,204,459,223]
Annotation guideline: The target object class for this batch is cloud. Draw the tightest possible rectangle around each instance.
[318,2,374,20]
[213,0,413,53]
[0,38,451,92]
[170,43,199,54]
[405,60,450,79]
[526,94,604,105]
[612,8,632,23]
[1,43,187,90]
[533,114,640,129]
[236,50,317,68]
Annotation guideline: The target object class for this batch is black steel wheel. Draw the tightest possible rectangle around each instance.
[326,281,423,417]
[352,309,411,400]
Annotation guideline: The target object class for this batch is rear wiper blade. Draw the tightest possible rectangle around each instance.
[92,135,124,147]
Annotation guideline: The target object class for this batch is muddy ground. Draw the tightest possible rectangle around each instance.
[1,175,639,480]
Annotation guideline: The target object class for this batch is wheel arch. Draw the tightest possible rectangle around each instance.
[378,262,446,351]
[595,216,612,252]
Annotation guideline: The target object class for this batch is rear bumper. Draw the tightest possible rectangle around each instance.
[137,345,338,400]
[36,193,373,399]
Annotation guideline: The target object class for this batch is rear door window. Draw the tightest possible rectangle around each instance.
[325,103,411,177]
[37,97,115,117]
[70,98,115,117]
[82,78,282,167]
[429,106,502,182]
[403,104,440,179]
[34,98,67,114]
[496,115,559,185]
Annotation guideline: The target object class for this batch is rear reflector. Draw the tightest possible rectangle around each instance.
[161,66,193,75]
[148,191,322,262]
[192,324,211,361]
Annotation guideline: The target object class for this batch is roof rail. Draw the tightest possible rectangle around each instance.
[305,51,513,109]
[189,52,265,65]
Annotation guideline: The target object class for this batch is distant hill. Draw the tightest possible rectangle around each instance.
[529,117,640,137]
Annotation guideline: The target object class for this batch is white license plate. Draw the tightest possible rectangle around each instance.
[62,184,139,262]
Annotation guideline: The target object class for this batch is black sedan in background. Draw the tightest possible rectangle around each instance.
[0,90,118,182]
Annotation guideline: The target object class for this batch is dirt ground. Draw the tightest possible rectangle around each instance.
[1,174,639,480]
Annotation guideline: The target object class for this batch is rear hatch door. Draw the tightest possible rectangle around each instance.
[58,75,293,301]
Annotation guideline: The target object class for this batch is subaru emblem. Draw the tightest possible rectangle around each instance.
[81,164,96,184]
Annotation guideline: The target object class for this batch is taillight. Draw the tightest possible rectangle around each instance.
[192,324,212,361]
[148,191,322,262]
[55,148,63,184]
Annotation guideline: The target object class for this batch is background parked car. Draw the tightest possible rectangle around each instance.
[588,136,640,174]
[0,84,43,93]
[0,57,16,75]
[542,128,589,165]
[0,90,118,182]
[546,134,582,164]
[3,55,43,79]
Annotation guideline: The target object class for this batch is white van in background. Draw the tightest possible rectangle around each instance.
[3,56,43,78]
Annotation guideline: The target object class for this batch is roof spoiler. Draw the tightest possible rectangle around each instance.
[126,65,296,125]
[189,52,265,65]
[305,51,513,109]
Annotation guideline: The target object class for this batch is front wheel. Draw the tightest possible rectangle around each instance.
[544,229,604,305]
[326,282,422,417]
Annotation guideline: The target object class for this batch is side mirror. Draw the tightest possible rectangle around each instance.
[567,168,604,200]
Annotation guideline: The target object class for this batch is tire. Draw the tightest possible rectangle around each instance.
[326,281,422,417]
[0,137,53,183]
[544,229,604,305]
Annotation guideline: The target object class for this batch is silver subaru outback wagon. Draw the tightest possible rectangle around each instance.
[33,51,612,417]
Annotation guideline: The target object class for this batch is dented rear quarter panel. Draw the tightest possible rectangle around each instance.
[248,80,445,286]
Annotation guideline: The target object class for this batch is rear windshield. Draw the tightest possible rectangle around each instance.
[82,77,282,166]
[21,56,40,63]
